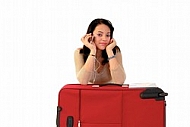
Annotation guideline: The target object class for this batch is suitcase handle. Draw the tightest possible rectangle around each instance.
[67,116,74,127]
[140,87,168,101]
[92,84,128,87]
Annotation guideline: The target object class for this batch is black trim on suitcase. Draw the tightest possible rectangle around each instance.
[67,116,74,127]
[56,106,62,127]
[140,87,168,101]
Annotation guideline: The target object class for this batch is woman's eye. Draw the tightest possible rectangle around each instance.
[106,35,110,37]
[97,34,102,37]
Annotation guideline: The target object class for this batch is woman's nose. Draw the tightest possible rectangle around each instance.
[102,35,107,40]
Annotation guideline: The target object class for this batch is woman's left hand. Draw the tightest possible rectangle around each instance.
[106,38,117,51]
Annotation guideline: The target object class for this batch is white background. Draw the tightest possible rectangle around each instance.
[0,0,190,126]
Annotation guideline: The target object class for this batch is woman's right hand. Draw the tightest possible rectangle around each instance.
[81,33,96,53]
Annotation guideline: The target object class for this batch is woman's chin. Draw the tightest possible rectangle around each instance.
[98,48,106,50]
[97,46,107,50]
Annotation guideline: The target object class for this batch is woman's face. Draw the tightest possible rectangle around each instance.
[93,24,111,50]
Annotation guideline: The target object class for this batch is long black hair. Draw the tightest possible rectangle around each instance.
[80,18,120,65]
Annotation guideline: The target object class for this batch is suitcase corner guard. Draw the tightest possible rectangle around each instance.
[56,106,62,127]
[140,87,168,101]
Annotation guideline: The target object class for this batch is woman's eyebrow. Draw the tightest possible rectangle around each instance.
[97,31,110,34]
[97,31,103,33]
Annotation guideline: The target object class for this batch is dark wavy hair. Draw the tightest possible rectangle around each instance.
[80,18,120,65]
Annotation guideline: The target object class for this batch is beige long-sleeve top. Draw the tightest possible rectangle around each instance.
[74,48,126,84]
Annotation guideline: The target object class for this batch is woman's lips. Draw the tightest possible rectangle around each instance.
[99,42,107,46]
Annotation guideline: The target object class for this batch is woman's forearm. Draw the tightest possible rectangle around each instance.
[109,57,126,84]
[77,67,92,85]
[110,65,126,84]
[77,51,95,84]
[106,49,126,84]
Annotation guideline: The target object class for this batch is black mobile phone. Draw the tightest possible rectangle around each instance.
[88,36,95,43]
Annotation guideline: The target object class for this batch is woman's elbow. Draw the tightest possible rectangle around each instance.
[77,75,88,85]
[114,74,126,84]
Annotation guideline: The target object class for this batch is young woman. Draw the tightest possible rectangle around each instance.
[74,18,126,84]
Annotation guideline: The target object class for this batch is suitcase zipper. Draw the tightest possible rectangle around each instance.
[78,90,81,127]
[78,120,81,127]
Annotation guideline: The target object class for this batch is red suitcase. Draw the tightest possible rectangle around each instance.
[56,84,168,127]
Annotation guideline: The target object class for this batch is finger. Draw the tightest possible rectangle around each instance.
[81,36,84,42]
[82,34,91,39]
[113,39,117,44]
[85,33,92,36]
[109,39,113,43]
[81,34,87,40]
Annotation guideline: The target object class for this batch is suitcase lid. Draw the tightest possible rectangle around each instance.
[59,84,168,100]
[62,84,129,91]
